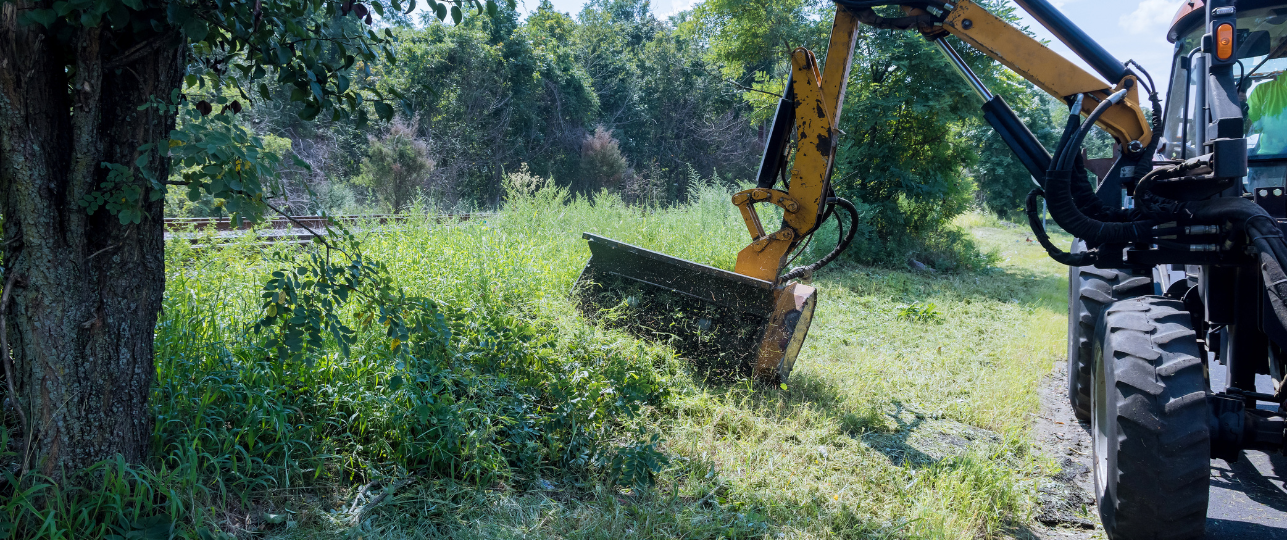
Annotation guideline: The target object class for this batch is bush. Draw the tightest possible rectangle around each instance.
[352,120,434,212]
[827,31,981,270]
[969,86,1061,219]
[504,162,552,198]
[792,195,994,273]
[579,126,628,194]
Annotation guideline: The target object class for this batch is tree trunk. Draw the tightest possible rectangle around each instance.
[0,5,183,479]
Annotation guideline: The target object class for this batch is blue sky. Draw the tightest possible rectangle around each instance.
[513,0,1189,100]
[1028,0,1186,95]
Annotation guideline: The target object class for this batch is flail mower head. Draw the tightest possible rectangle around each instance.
[574,233,816,384]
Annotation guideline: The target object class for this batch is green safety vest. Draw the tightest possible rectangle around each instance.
[1248,76,1287,155]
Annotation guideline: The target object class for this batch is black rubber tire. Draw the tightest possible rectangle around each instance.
[1091,296,1210,540]
[1068,239,1153,422]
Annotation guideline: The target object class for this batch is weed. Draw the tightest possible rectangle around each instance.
[605,431,670,492]
[897,301,944,323]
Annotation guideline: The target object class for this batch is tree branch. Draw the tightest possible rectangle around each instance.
[262,199,348,257]
[701,66,785,100]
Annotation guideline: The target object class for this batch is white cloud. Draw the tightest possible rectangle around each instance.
[1119,0,1185,34]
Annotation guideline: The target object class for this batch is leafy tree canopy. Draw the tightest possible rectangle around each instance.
[17,0,507,224]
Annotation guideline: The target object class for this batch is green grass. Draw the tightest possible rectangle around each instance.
[1,182,1076,539]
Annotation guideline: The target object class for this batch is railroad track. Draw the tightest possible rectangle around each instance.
[164,213,493,246]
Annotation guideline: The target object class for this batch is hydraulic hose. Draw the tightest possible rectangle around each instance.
[1044,89,1157,245]
[1176,198,1287,326]
[1047,93,1136,223]
[1131,165,1190,218]
[1026,189,1093,266]
[1048,93,1084,173]
[1068,151,1138,222]
[1060,90,1128,171]
[782,197,859,281]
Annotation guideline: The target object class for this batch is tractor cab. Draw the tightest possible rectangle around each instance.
[1163,0,1287,196]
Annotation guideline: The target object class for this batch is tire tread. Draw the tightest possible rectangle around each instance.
[1096,296,1209,540]
[1068,254,1153,422]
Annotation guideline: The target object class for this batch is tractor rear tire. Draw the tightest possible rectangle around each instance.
[1092,296,1210,540]
[1068,239,1153,422]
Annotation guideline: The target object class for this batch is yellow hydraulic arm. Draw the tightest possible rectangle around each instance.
[731,7,860,283]
[712,0,1156,382]
[936,0,1152,148]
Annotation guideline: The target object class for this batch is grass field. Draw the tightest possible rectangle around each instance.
[2,182,1076,539]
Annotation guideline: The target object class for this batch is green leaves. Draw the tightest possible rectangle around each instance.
[22,9,57,28]
[606,431,669,490]
[373,101,394,121]
[83,92,285,225]
[896,302,944,324]
[20,0,505,215]
[174,0,505,131]
[253,221,451,364]
[166,102,285,225]
[81,163,145,224]
[180,17,207,42]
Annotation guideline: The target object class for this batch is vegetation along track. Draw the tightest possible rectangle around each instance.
[163,213,496,246]
[102,189,1076,538]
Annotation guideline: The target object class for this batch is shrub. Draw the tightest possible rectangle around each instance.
[579,126,628,194]
[353,120,434,212]
[504,162,552,198]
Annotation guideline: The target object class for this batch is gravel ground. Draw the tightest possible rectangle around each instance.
[1028,361,1101,540]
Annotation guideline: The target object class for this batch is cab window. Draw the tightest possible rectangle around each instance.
[1236,8,1287,158]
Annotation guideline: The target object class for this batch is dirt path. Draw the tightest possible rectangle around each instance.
[1029,361,1287,539]
[1028,362,1100,540]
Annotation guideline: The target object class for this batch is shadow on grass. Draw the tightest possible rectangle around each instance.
[701,370,983,471]
[856,401,935,467]
[678,371,1043,538]
[820,261,1068,313]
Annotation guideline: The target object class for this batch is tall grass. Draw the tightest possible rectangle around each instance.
[1,181,1073,539]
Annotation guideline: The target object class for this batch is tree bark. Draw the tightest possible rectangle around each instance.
[0,3,183,479]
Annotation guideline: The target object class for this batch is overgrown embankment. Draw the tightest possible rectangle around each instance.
[2,185,1074,539]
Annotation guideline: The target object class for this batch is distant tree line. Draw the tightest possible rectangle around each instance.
[172,0,1084,267]
[167,0,762,215]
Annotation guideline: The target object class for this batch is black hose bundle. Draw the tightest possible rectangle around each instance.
[1043,89,1161,248]
[1174,196,1287,326]
[781,197,859,281]
[1026,189,1094,266]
